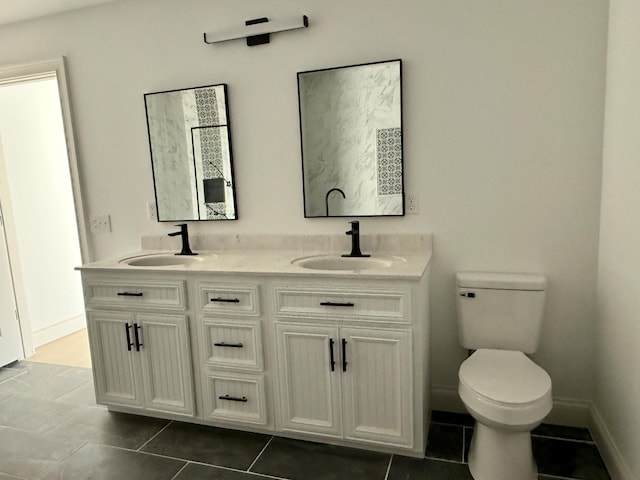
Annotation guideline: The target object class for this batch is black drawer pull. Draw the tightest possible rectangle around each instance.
[213,342,244,348]
[320,301,354,307]
[125,323,134,351]
[218,395,248,402]
[342,338,348,372]
[210,297,240,303]
[133,323,143,351]
[117,292,143,297]
[329,338,336,371]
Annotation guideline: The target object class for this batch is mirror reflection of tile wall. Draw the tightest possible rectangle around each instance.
[298,60,403,217]
[145,84,237,221]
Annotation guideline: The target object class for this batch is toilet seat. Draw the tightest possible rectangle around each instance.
[459,349,552,429]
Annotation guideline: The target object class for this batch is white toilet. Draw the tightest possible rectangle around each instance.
[456,272,553,480]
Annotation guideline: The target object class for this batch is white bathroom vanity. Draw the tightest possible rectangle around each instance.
[78,234,431,458]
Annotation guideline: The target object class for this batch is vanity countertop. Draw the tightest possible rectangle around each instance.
[77,234,432,280]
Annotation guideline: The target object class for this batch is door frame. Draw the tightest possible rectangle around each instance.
[0,57,90,356]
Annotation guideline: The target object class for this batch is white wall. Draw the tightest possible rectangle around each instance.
[0,0,608,405]
[0,78,85,344]
[595,0,640,476]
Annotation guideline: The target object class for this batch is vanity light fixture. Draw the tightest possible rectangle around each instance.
[203,15,309,46]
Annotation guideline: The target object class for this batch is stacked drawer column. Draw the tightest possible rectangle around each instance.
[196,282,268,426]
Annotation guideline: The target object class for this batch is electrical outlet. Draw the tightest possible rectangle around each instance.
[147,201,158,221]
[89,214,111,233]
[407,194,419,214]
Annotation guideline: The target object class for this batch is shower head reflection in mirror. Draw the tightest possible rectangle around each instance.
[144,83,238,221]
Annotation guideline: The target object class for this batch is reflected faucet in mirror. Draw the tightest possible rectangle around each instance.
[342,220,370,258]
[168,224,197,256]
[325,187,346,216]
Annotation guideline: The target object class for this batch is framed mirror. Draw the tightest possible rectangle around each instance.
[298,59,403,217]
[144,83,237,221]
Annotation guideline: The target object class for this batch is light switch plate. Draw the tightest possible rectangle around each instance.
[407,194,419,214]
[89,214,111,233]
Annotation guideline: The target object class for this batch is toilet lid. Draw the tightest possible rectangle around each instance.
[459,349,552,405]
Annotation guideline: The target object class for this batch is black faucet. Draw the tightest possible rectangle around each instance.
[342,220,370,258]
[168,223,197,256]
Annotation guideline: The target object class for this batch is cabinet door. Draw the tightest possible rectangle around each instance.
[276,324,342,437]
[88,311,143,408]
[340,327,413,447]
[137,314,195,416]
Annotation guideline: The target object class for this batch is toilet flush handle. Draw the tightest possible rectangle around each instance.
[459,290,476,298]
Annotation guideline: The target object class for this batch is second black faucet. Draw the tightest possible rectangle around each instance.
[342,220,370,258]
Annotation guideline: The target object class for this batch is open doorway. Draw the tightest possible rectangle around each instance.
[0,58,90,368]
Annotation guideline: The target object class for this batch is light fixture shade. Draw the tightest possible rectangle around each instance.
[204,15,309,45]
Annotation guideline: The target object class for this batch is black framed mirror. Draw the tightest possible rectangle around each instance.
[297,59,404,217]
[144,83,237,221]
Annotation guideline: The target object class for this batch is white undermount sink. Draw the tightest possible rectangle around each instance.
[292,254,403,271]
[121,253,206,267]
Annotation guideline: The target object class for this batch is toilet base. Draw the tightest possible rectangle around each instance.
[467,421,537,480]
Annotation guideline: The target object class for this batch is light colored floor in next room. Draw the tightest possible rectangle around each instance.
[27,328,92,368]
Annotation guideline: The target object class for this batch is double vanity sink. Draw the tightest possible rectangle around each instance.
[119,252,404,272]
[78,233,431,458]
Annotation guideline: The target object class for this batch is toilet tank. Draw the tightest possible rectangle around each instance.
[456,272,547,354]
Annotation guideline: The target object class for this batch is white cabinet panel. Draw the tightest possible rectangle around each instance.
[199,283,259,316]
[88,309,193,416]
[276,322,413,448]
[85,279,186,311]
[274,286,409,323]
[341,327,413,446]
[203,320,263,371]
[276,323,342,438]
[204,372,266,425]
[88,311,143,408]
[138,314,194,416]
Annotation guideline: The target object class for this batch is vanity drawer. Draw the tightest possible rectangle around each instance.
[274,286,410,323]
[204,373,267,425]
[84,279,186,311]
[203,320,263,371]
[199,284,259,316]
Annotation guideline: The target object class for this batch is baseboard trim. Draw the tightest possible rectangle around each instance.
[431,385,466,414]
[431,385,590,427]
[545,397,591,427]
[590,404,635,480]
[32,313,86,347]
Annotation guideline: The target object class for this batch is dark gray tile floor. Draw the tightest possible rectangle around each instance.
[0,361,611,480]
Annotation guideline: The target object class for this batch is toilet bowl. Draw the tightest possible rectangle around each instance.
[459,349,552,480]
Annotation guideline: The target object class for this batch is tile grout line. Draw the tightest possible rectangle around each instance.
[73,441,286,479]
[431,420,474,428]
[424,456,471,466]
[383,454,394,480]
[51,378,93,402]
[168,462,190,480]
[531,433,595,445]
[538,475,583,480]
[34,440,89,480]
[0,467,29,480]
[247,435,274,472]
[461,427,466,463]
[434,419,594,442]
[193,461,287,480]
[136,420,173,452]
